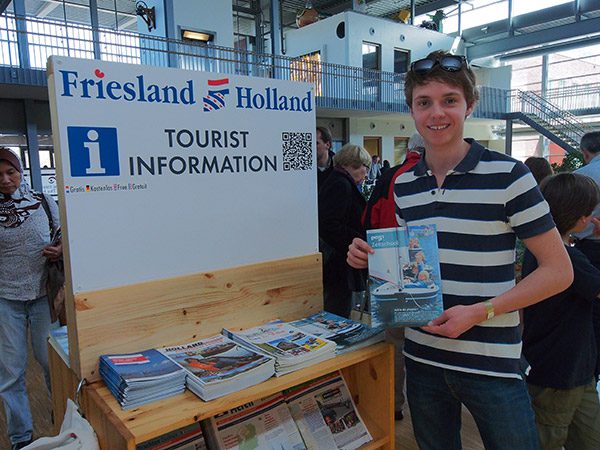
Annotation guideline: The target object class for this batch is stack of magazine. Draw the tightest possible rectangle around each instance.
[99,349,187,410]
[223,320,337,376]
[290,311,385,354]
[158,334,275,401]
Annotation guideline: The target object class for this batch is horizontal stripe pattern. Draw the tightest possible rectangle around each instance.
[395,140,555,379]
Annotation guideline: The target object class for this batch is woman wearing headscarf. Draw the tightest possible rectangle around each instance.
[0,147,62,450]
[318,143,371,317]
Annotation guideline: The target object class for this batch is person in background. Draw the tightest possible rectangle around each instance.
[380,159,391,175]
[316,126,335,191]
[573,130,600,381]
[515,157,554,282]
[522,172,600,450]
[368,155,381,181]
[0,147,62,450]
[347,50,572,449]
[356,131,424,421]
[319,144,371,318]
[524,156,554,185]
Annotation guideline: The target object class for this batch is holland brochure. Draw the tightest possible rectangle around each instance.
[367,223,444,327]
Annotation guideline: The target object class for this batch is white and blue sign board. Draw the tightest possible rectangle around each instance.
[48,56,318,293]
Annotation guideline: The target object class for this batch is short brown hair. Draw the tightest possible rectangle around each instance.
[540,172,600,235]
[316,126,332,146]
[404,50,479,109]
[524,157,553,185]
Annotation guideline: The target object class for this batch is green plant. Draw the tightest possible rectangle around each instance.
[551,150,584,173]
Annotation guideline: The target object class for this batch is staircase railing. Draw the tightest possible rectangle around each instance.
[510,89,590,153]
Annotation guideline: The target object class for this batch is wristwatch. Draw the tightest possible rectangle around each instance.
[483,300,495,320]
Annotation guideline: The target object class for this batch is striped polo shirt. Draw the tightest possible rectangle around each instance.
[395,139,555,379]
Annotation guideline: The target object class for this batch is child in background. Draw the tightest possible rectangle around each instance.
[522,172,600,450]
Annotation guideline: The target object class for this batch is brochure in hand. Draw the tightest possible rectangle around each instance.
[99,349,186,410]
[367,224,444,327]
[203,394,306,450]
[284,371,372,450]
[158,334,275,401]
[222,320,336,376]
[290,311,384,354]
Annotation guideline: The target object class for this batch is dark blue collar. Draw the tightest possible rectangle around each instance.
[413,138,485,176]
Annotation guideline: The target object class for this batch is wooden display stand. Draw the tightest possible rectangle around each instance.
[49,253,395,450]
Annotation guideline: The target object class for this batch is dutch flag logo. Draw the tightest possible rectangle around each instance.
[203,78,230,112]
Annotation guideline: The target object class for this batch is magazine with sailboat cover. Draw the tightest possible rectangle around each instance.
[158,334,275,401]
[367,224,444,327]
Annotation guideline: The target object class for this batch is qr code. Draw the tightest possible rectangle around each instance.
[282,132,313,171]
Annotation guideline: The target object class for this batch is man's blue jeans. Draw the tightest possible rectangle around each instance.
[406,358,540,450]
[0,296,51,445]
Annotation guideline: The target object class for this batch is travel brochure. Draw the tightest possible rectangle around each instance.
[222,320,337,375]
[158,335,275,401]
[289,311,385,354]
[367,224,444,327]
[99,349,187,410]
[202,371,372,450]
[100,314,383,409]
[284,372,372,450]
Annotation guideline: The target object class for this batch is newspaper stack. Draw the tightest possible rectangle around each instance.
[135,422,208,450]
[290,311,385,354]
[223,320,337,376]
[203,394,306,450]
[99,349,186,410]
[284,371,373,450]
[158,334,275,401]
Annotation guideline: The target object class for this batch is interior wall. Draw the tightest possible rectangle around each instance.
[284,11,456,69]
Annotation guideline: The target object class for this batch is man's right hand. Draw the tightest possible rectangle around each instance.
[347,237,373,269]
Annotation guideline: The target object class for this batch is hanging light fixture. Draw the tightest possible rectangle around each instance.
[135,1,156,32]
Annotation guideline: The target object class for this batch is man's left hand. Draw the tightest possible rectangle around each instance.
[421,304,485,338]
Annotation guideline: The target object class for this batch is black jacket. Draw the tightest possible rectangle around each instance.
[318,167,366,255]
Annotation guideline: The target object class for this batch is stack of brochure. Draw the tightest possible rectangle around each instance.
[203,394,306,450]
[284,371,373,450]
[158,334,275,401]
[223,320,337,376]
[99,349,186,410]
[49,325,69,365]
[290,311,385,354]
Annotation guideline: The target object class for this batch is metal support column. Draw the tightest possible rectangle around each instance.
[13,0,30,69]
[505,118,513,156]
[164,0,178,68]
[23,100,42,192]
[270,0,282,56]
[89,0,102,60]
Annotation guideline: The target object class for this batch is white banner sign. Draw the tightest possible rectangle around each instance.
[48,57,318,292]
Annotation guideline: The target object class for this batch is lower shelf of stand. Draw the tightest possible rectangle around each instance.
[85,342,393,448]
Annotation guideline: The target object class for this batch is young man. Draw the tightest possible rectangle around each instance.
[522,172,600,450]
[348,50,573,449]
[573,131,600,380]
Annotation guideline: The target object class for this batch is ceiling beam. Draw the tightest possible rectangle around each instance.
[467,16,600,60]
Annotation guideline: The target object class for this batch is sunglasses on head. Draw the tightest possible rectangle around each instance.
[410,55,467,74]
